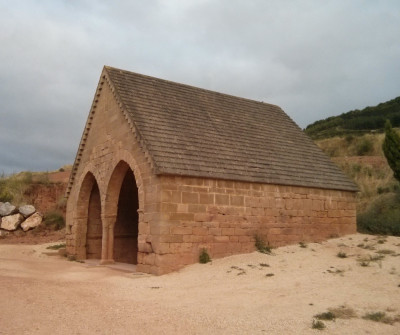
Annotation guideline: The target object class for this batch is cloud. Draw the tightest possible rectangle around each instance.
[0,0,399,174]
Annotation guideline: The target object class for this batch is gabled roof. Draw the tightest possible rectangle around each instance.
[67,66,358,195]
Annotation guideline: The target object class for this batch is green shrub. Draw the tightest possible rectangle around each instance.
[357,192,400,236]
[0,189,13,202]
[311,319,326,330]
[46,243,66,250]
[254,235,272,254]
[314,311,336,321]
[43,211,65,230]
[199,248,211,264]
[356,138,373,155]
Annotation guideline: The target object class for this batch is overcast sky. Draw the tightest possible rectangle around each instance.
[1,0,399,175]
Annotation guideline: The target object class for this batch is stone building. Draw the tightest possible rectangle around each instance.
[65,66,358,275]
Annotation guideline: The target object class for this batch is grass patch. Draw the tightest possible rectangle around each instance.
[337,251,347,258]
[254,235,272,254]
[357,254,385,267]
[259,263,270,267]
[362,311,400,324]
[46,243,66,250]
[299,241,307,248]
[43,211,65,230]
[314,312,335,321]
[311,319,326,330]
[328,306,357,319]
[199,248,211,264]
[376,249,396,255]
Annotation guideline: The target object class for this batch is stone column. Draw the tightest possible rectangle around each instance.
[100,215,116,264]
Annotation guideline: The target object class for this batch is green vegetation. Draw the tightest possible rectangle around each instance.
[357,192,400,236]
[328,306,357,319]
[382,120,400,182]
[314,312,336,321]
[0,170,57,205]
[46,243,66,250]
[362,311,400,325]
[0,172,33,204]
[311,319,326,330]
[199,248,211,264]
[254,235,272,254]
[43,211,65,230]
[305,96,400,139]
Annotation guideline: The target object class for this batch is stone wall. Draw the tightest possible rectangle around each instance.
[137,176,357,274]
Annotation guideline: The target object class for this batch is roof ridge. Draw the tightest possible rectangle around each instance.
[104,65,282,110]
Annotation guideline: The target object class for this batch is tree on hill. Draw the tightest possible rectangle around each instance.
[382,120,400,183]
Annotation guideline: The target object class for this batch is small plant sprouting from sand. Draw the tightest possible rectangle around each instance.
[254,235,272,254]
[265,273,274,277]
[311,319,325,330]
[259,263,270,267]
[228,266,246,275]
[362,311,400,325]
[299,241,307,248]
[326,267,345,275]
[312,305,357,330]
[314,311,336,321]
[337,251,347,258]
[329,306,357,319]
[376,249,395,255]
[46,243,66,250]
[357,254,385,268]
[199,248,211,264]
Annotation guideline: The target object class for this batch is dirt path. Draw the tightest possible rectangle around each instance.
[1,234,399,334]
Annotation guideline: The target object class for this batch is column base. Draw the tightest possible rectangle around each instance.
[100,259,115,265]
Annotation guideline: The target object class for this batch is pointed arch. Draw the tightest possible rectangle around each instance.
[102,160,141,264]
[74,171,102,259]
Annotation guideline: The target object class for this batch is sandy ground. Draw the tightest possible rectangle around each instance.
[1,233,399,335]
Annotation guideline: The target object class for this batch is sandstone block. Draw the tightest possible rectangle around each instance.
[215,194,229,205]
[1,214,24,231]
[21,213,43,231]
[182,192,199,204]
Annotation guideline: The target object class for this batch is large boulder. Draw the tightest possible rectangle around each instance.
[0,202,17,217]
[0,213,24,231]
[19,205,36,218]
[21,212,43,231]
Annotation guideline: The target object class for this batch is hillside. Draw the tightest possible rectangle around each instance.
[305,96,400,139]
[315,130,400,235]
[0,166,71,215]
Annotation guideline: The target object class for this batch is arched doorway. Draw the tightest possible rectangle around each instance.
[114,168,139,263]
[74,171,102,260]
[86,181,102,259]
[106,161,139,264]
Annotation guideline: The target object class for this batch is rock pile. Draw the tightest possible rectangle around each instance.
[0,202,43,236]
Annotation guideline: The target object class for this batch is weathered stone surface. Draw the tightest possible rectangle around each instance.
[21,213,43,231]
[19,205,36,218]
[0,202,17,217]
[0,214,24,231]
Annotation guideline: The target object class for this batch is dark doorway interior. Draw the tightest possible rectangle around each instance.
[114,168,139,264]
[86,182,102,259]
